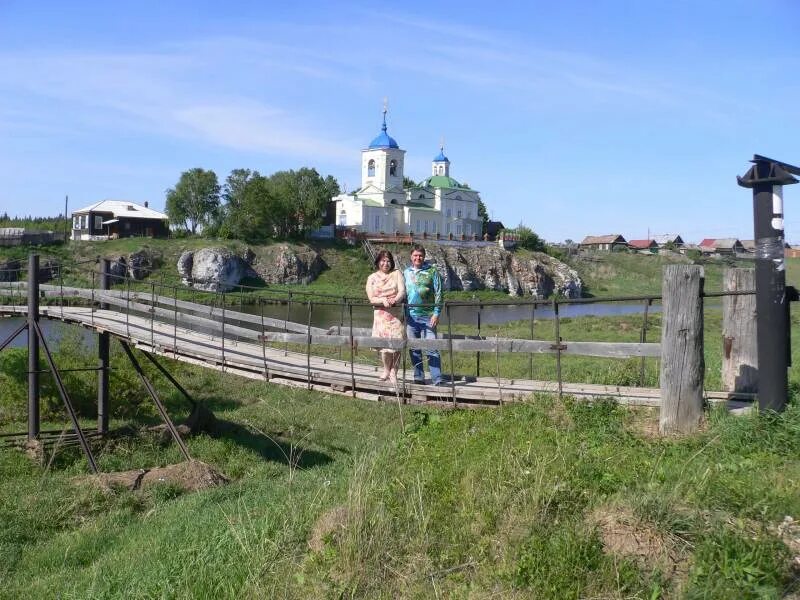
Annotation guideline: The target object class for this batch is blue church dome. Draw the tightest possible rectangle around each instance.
[369,130,399,149]
[368,109,399,149]
[433,150,449,162]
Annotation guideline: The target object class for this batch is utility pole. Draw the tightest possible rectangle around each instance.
[737,155,799,412]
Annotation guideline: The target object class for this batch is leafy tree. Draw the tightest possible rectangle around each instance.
[516,223,546,252]
[477,199,490,234]
[165,168,220,234]
[403,176,417,188]
[219,167,340,242]
[216,169,260,238]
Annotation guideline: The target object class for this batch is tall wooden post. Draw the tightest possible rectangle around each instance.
[660,265,704,434]
[98,258,110,434]
[737,155,799,411]
[722,268,757,394]
[27,253,40,440]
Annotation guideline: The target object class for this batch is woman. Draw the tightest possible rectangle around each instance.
[366,249,406,384]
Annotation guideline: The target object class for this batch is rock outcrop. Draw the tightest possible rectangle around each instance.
[397,245,581,298]
[173,243,579,298]
[247,244,323,285]
[0,259,20,282]
[107,248,160,282]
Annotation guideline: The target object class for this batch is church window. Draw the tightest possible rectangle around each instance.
[455,195,461,200]
[456,223,462,235]
[445,223,451,234]
[419,193,425,199]
[457,208,462,218]
[339,211,347,226]
[466,223,472,235]
[368,159,375,177]
[373,214,380,231]
[445,207,452,218]
[438,165,444,175]
[390,160,397,176]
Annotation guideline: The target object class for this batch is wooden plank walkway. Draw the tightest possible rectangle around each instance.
[0,300,749,408]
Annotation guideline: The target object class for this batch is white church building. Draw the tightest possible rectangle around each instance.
[334,110,483,237]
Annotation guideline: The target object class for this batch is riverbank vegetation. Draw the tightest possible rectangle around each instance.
[1,330,799,597]
[3,235,793,304]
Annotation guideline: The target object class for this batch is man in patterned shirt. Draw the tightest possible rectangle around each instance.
[403,244,444,385]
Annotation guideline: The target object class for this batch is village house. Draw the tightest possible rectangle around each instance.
[652,234,684,250]
[698,238,745,256]
[334,109,483,238]
[628,239,658,253]
[579,234,628,252]
[71,200,169,241]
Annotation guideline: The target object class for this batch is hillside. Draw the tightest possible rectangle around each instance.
[3,238,799,301]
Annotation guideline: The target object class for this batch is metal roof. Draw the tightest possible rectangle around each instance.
[72,200,167,220]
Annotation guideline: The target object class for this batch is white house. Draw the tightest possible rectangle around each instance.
[334,110,483,237]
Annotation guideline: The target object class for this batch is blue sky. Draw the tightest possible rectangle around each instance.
[1,0,798,243]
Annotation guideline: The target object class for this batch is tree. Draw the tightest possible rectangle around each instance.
[515,223,546,252]
[403,176,417,188]
[219,167,340,242]
[477,199,490,235]
[165,168,220,234]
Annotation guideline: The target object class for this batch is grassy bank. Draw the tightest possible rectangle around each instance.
[1,336,799,597]
[5,238,798,303]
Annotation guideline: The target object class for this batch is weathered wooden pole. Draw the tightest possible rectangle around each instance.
[98,258,110,434]
[722,268,757,394]
[660,265,704,434]
[737,155,799,412]
[27,253,40,440]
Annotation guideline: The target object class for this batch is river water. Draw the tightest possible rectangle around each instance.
[0,300,661,350]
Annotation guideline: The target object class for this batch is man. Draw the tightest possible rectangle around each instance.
[403,244,443,385]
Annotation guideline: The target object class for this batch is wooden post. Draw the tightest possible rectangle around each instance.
[659,265,704,434]
[27,253,40,440]
[722,268,757,394]
[98,258,110,435]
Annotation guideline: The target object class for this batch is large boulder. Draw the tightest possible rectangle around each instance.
[396,244,581,299]
[177,247,246,292]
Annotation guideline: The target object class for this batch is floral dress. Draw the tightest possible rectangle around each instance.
[366,269,406,352]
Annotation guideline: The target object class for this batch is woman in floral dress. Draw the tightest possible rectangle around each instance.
[365,249,406,384]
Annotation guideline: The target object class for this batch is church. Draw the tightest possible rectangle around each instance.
[334,109,483,237]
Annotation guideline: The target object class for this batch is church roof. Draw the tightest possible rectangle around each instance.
[423,175,466,189]
[433,150,449,162]
[368,110,399,149]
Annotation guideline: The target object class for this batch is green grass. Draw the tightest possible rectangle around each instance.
[1,317,799,598]
[571,251,786,297]
[3,357,799,598]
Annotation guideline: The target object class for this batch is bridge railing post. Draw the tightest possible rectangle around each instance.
[659,265,704,434]
[27,253,40,441]
[553,298,562,399]
[98,259,110,435]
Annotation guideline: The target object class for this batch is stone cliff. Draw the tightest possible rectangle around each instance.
[173,243,581,298]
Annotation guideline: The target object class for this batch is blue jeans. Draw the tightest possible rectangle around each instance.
[406,313,442,384]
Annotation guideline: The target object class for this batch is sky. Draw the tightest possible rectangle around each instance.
[1,0,799,243]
